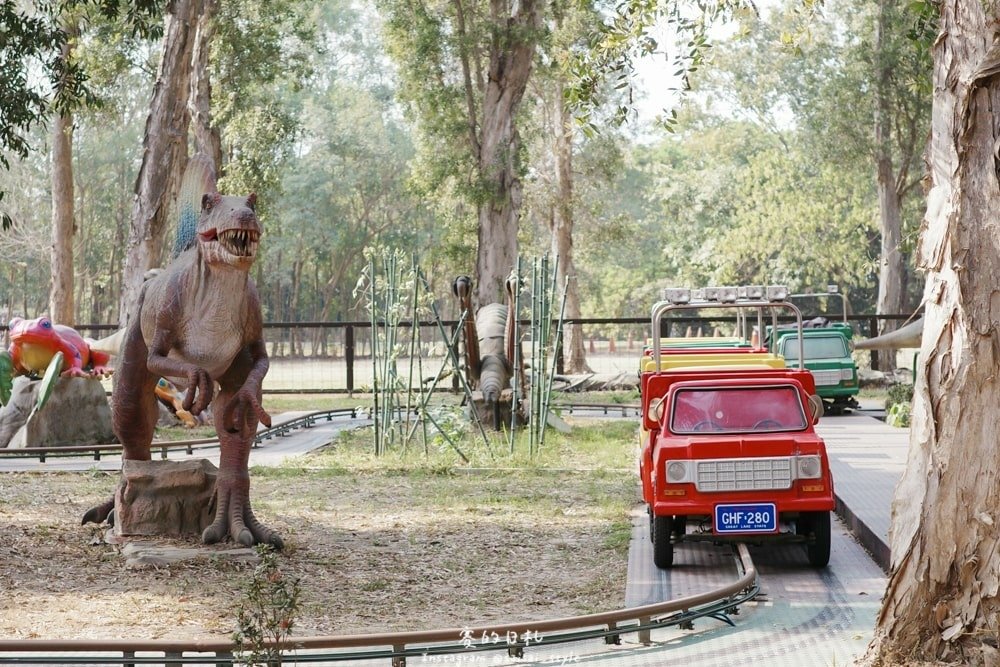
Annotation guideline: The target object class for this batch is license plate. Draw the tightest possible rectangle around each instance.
[714,503,777,533]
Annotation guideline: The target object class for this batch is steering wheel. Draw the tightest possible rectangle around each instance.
[753,419,783,430]
[691,420,724,432]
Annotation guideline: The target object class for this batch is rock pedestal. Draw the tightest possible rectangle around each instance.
[114,459,217,538]
[0,376,114,448]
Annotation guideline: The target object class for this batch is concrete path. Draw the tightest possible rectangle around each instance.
[816,410,908,570]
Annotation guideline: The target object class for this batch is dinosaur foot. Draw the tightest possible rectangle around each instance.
[82,498,115,526]
[202,484,283,550]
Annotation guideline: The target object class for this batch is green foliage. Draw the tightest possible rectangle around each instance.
[886,399,911,428]
[885,382,913,428]
[213,0,318,212]
[565,0,757,132]
[0,0,161,229]
[233,545,301,667]
[885,382,914,410]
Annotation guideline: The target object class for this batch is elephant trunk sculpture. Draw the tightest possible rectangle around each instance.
[854,317,924,350]
[452,276,523,430]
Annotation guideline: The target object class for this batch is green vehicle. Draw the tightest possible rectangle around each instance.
[767,290,860,415]
[772,323,859,414]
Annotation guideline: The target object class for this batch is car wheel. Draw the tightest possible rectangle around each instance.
[802,511,831,567]
[653,514,674,569]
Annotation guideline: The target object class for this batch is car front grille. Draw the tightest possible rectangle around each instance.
[696,458,793,492]
[811,369,842,386]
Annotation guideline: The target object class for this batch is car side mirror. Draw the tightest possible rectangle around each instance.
[808,394,824,424]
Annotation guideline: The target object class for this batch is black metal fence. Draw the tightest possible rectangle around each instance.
[0,314,916,394]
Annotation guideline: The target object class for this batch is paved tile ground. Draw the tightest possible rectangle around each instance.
[816,408,907,570]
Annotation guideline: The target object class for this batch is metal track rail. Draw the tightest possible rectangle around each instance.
[0,545,758,666]
[0,404,639,462]
[0,409,363,462]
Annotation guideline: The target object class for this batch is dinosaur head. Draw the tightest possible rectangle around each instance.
[196,192,262,270]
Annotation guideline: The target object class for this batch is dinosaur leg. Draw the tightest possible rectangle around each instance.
[202,354,282,549]
[82,324,158,525]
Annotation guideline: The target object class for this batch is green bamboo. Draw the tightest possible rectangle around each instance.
[540,275,569,450]
[368,258,379,455]
[530,257,542,455]
[509,260,522,454]
[423,411,470,463]
[403,257,420,450]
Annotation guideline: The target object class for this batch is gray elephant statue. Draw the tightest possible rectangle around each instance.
[452,275,526,430]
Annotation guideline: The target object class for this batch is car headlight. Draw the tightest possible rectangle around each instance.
[666,461,689,483]
[796,455,822,479]
[841,368,854,380]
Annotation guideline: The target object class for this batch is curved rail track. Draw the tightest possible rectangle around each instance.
[0,545,757,665]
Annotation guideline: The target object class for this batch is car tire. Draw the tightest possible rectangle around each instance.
[653,514,674,569]
[803,511,831,567]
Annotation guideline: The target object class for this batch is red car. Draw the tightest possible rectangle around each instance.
[639,288,835,568]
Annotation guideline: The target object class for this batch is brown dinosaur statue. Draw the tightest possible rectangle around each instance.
[83,154,281,548]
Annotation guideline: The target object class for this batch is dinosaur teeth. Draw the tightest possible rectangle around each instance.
[216,229,259,257]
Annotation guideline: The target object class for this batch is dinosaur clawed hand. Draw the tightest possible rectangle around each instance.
[222,386,271,433]
[182,367,214,416]
[202,477,283,549]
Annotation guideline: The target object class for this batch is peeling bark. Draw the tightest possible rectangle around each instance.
[867,2,1000,663]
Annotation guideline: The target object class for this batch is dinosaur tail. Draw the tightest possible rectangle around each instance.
[172,154,218,258]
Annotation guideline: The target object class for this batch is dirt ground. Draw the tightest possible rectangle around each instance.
[0,464,633,641]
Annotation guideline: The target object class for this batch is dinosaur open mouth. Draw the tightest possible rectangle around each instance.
[217,229,260,257]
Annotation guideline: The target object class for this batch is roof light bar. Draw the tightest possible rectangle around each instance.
[659,284,791,304]
[662,288,691,304]
[766,285,790,301]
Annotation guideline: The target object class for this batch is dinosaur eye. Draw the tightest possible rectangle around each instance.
[41,319,51,328]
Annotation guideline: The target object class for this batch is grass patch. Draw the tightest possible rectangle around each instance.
[298,417,637,473]
[551,389,640,406]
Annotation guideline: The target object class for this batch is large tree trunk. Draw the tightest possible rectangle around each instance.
[550,77,589,373]
[118,0,199,327]
[867,2,1000,663]
[189,0,221,166]
[872,0,906,373]
[50,110,75,325]
[875,156,905,371]
[49,20,77,326]
[474,0,542,306]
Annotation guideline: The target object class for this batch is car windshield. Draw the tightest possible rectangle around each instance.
[670,385,808,434]
[780,335,847,361]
